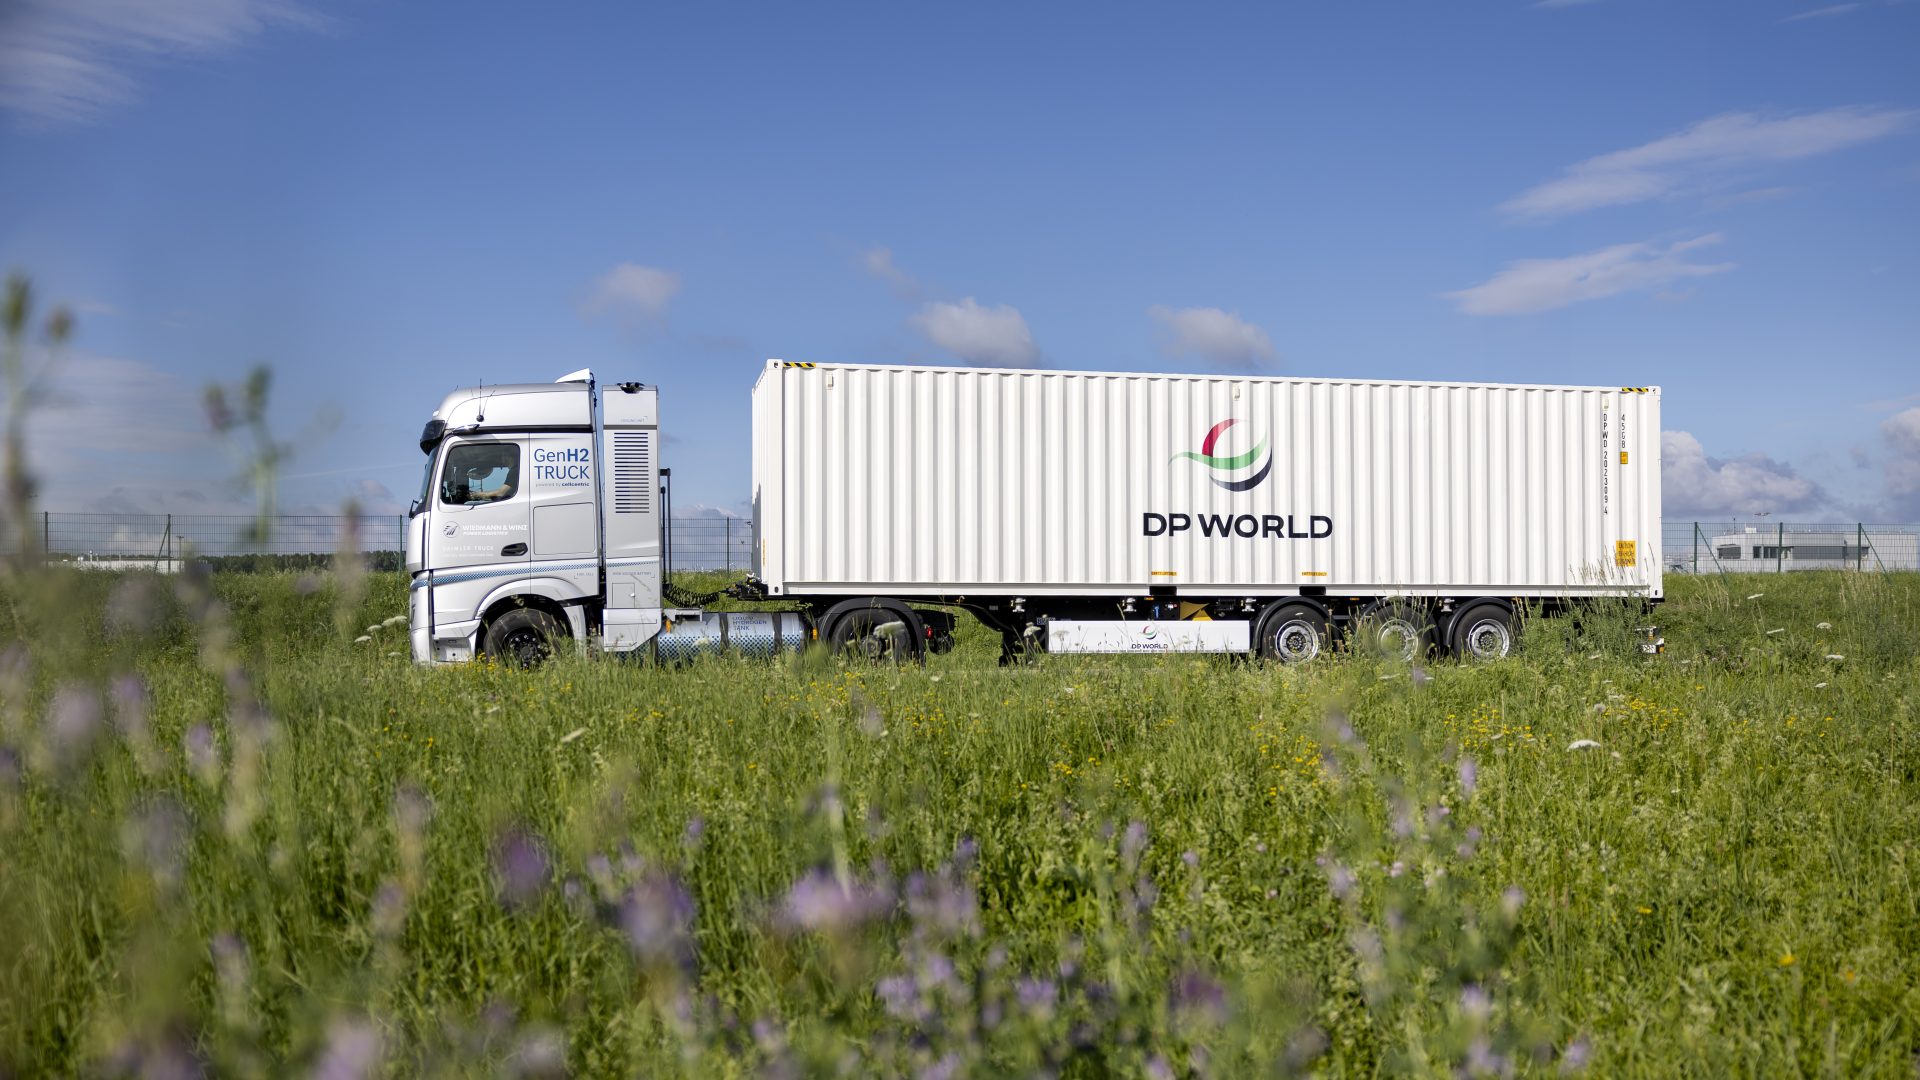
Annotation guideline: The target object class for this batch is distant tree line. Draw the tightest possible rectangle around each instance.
[194,551,405,574]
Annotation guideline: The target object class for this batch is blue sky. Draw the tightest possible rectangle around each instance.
[2,0,1917,522]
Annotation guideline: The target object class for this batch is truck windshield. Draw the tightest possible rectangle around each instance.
[411,448,437,516]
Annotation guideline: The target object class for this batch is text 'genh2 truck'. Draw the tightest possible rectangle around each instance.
[406,362,1662,665]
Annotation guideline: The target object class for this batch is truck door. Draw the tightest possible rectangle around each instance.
[427,437,532,613]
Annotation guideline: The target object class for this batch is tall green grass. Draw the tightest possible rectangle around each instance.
[1,569,1915,1076]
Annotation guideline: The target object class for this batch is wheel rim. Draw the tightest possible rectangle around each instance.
[1270,618,1322,663]
[503,627,549,666]
[1462,617,1511,660]
[842,617,907,662]
[1374,616,1421,661]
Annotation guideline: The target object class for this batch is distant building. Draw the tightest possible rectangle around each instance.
[1697,527,1920,572]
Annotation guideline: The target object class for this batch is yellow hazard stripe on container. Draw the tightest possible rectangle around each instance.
[1300,571,1329,577]
[1150,570,1178,577]
[783,361,816,368]
[1619,386,1652,393]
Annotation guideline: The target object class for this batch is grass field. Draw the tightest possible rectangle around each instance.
[1,567,1916,1076]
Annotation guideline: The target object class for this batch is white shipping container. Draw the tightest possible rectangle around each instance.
[751,362,1661,602]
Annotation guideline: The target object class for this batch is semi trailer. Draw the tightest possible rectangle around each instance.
[407,362,1662,665]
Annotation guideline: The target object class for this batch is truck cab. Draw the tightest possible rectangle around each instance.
[406,371,664,663]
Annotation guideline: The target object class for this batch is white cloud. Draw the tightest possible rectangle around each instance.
[1783,4,1860,21]
[1148,305,1278,369]
[1662,431,1825,516]
[1500,107,1916,220]
[1447,234,1733,316]
[860,246,920,298]
[1880,406,1920,514]
[909,298,1039,368]
[582,262,681,323]
[0,349,217,506]
[0,0,324,124]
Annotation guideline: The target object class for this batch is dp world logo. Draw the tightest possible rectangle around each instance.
[1173,418,1272,492]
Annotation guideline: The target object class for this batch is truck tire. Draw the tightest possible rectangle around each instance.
[828,607,922,664]
[1255,602,1329,664]
[1352,600,1432,661]
[1449,601,1516,661]
[484,607,564,668]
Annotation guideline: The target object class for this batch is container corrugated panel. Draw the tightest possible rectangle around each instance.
[751,362,1661,600]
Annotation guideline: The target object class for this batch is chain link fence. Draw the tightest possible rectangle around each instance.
[25,511,1920,576]
[1660,521,1920,574]
[30,511,754,572]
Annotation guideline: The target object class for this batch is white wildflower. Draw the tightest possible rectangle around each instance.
[1746,593,1764,601]
[1815,622,1831,630]
[1567,739,1601,751]
[1765,628,1784,636]
[1813,682,1828,689]
[383,615,408,628]
[1589,703,1606,712]
[365,624,381,634]
[1586,653,1602,660]
[354,635,372,644]
[559,727,587,745]
[1825,654,1846,662]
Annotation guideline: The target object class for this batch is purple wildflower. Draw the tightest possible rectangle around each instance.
[1559,1036,1592,1075]
[507,1027,567,1080]
[1458,755,1479,796]
[1326,862,1357,902]
[779,869,892,934]
[1460,984,1492,1022]
[875,975,924,1021]
[919,1053,960,1080]
[1171,969,1229,1025]
[491,827,551,911]
[1120,820,1149,867]
[1501,885,1526,920]
[185,724,218,783]
[48,685,103,770]
[312,1018,381,1080]
[112,674,149,739]
[620,873,696,969]
[126,797,190,891]
[682,815,706,849]
[392,785,432,836]
[904,871,978,938]
[371,880,406,939]
[1015,977,1057,1020]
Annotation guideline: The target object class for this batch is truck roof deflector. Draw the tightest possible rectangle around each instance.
[555,368,594,384]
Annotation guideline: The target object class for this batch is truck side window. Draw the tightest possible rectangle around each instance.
[440,443,520,506]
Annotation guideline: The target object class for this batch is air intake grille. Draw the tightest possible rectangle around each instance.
[611,431,652,514]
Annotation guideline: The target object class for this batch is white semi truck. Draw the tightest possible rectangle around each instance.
[407,363,1662,665]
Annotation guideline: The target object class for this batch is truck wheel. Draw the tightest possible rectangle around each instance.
[829,608,921,663]
[1353,600,1432,661]
[1256,603,1329,664]
[485,607,564,668]
[1450,602,1515,661]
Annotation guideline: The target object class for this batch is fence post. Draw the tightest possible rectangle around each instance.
[1857,523,1865,571]
[725,518,732,573]
[42,510,48,564]
[1776,522,1783,573]
[1691,523,1698,574]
